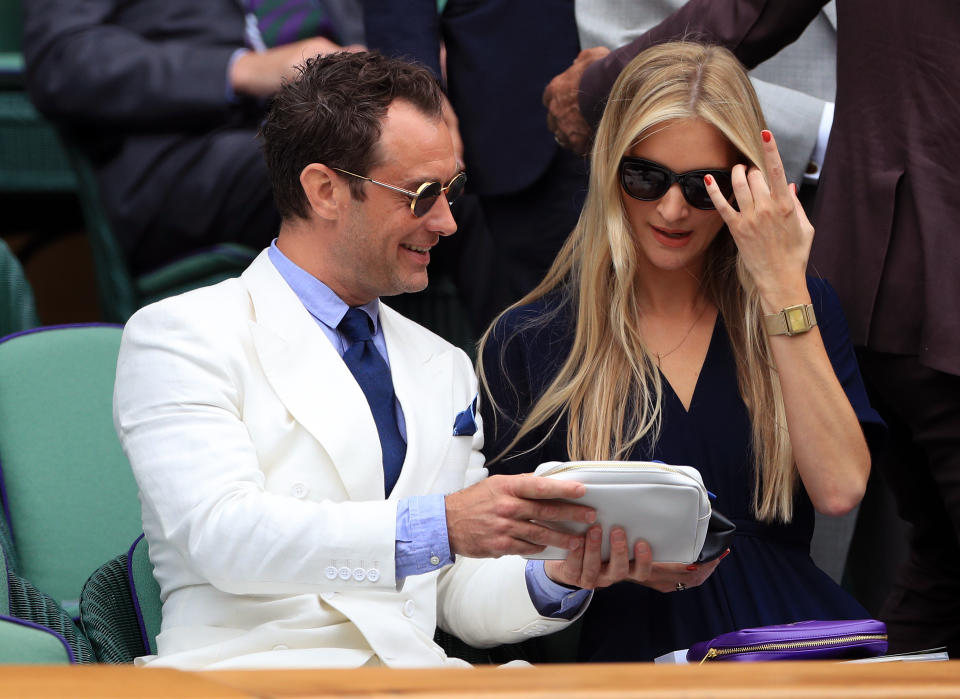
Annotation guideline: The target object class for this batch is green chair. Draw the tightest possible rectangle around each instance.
[60,142,257,322]
[80,534,159,663]
[0,325,142,621]
[0,547,92,663]
[0,0,77,192]
[0,238,39,335]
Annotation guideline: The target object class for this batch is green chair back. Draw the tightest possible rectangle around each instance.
[0,0,24,83]
[60,140,256,322]
[0,325,141,619]
[0,238,39,336]
[128,534,160,655]
[80,534,160,662]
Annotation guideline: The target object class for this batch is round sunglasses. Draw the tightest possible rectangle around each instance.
[619,157,733,211]
[333,168,467,218]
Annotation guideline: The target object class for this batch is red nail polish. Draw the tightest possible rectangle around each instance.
[719,548,731,561]
[704,174,713,186]
[761,130,772,143]
[686,564,698,571]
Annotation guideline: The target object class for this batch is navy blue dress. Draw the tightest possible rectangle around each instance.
[481,277,884,662]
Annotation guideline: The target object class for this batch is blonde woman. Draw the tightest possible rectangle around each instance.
[478,41,883,662]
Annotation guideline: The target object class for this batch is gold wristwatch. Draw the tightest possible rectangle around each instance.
[763,303,817,336]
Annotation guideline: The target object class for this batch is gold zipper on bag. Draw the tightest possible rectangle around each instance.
[698,634,888,664]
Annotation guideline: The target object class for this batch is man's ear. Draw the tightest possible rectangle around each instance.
[299,163,345,221]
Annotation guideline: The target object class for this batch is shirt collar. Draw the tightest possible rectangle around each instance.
[268,239,380,332]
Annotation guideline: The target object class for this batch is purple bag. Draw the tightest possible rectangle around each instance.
[686,619,888,663]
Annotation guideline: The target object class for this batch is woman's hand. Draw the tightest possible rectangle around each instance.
[544,525,725,592]
[636,556,725,594]
[705,130,814,313]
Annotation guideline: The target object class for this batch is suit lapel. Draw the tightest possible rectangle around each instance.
[242,253,385,501]
[379,304,454,500]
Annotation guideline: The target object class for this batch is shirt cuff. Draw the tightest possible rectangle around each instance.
[395,494,453,581]
[804,101,835,185]
[524,560,591,619]
[226,48,249,103]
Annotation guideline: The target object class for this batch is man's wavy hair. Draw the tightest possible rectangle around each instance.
[260,51,443,220]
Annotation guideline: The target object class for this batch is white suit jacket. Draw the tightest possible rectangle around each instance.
[576,0,838,186]
[114,251,576,669]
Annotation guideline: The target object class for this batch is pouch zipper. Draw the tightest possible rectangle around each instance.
[541,462,690,479]
[698,633,888,664]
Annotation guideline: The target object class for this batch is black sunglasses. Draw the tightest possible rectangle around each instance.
[333,168,467,218]
[619,157,733,211]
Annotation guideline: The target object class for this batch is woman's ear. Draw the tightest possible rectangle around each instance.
[299,163,343,222]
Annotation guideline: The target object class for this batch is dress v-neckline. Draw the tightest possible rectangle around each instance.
[658,314,723,415]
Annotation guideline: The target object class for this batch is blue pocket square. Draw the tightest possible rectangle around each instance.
[453,396,478,436]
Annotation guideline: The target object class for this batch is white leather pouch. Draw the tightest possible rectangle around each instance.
[524,460,712,563]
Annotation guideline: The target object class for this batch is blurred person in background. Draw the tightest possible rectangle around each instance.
[23,0,363,275]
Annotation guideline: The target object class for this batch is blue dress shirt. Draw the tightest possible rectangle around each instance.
[269,241,588,617]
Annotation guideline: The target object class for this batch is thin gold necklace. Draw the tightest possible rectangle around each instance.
[650,301,710,368]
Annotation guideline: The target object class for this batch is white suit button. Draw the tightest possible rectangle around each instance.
[273,644,289,651]
[291,482,308,499]
[402,599,415,618]
[324,566,337,580]
[353,568,366,582]
[338,566,351,580]
[366,568,380,583]
[320,591,335,601]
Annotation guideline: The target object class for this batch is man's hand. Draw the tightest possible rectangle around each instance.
[445,475,596,558]
[230,39,367,98]
[542,47,610,155]
[544,526,652,589]
[546,526,727,592]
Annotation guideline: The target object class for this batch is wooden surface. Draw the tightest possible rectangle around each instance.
[0,666,245,697]
[202,662,960,698]
[0,661,957,698]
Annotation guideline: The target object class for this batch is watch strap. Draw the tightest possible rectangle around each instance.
[763,303,817,336]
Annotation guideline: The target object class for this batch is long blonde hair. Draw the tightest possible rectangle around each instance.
[478,41,797,522]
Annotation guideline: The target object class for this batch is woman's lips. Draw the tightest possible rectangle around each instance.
[651,224,693,248]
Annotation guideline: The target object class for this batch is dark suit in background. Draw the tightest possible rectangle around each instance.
[23,0,274,273]
[24,0,365,276]
[363,0,588,327]
[578,0,960,655]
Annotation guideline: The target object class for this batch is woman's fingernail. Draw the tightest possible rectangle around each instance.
[704,174,713,186]
[686,564,698,571]
[590,528,602,541]
[761,130,772,143]
[719,548,731,561]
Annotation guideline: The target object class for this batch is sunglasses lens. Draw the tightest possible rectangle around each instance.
[411,181,443,217]
[682,171,733,210]
[681,177,714,210]
[445,173,467,205]
[621,162,670,201]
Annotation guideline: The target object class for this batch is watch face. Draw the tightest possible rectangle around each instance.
[785,306,808,334]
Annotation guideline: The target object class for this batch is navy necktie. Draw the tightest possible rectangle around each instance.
[338,308,405,496]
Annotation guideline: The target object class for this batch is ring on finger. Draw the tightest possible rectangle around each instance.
[675,582,686,592]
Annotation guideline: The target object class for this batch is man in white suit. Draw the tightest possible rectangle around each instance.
[113,52,660,670]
